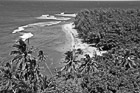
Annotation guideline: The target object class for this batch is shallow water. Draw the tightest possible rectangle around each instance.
[0,1,140,76]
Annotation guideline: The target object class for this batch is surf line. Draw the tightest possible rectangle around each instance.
[12,21,62,42]
[62,22,107,58]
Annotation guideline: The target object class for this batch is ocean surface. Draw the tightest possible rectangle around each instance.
[0,1,140,76]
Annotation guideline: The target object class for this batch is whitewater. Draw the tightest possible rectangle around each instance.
[12,13,76,42]
[62,23,107,58]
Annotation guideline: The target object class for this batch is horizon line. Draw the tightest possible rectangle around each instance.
[2,0,140,1]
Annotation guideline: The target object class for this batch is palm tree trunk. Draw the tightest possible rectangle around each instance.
[27,38,30,45]
[45,62,53,77]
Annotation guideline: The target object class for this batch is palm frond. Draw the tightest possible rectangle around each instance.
[11,55,22,63]
[12,44,21,48]
[18,39,26,47]
[10,50,21,55]
[13,39,27,53]
[14,80,31,91]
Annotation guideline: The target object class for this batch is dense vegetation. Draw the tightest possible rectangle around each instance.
[74,8,140,93]
[0,8,140,93]
[74,9,140,51]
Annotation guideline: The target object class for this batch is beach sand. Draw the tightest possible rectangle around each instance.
[55,22,76,53]
[61,22,107,58]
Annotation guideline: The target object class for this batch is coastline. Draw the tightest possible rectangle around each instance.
[62,22,107,58]
[62,23,78,51]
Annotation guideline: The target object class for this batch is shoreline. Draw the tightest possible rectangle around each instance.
[62,23,78,51]
[62,22,107,57]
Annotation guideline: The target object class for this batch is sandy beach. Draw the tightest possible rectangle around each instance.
[62,23,78,50]
[62,22,107,57]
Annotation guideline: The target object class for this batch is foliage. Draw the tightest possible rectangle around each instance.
[73,8,140,93]
[74,8,140,51]
[1,8,140,93]
[0,39,55,93]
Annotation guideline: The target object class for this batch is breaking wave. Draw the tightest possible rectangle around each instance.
[12,21,61,41]
[19,32,33,41]
[12,25,28,33]
[55,12,76,17]
[36,15,71,20]
[12,12,76,44]
[28,21,61,27]
[12,21,61,33]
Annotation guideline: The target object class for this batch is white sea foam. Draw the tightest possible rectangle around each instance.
[55,12,76,17]
[36,15,56,19]
[12,25,28,33]
[19,33,33,41]
[63,23,107,57]
[12,21,61,34]
[41,14,49,17]
[58,17,71,20]
[36,15,71,20]
[27,21,61,27]
[13,21,62,42]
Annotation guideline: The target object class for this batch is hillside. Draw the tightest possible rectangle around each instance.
[1,8,140,93]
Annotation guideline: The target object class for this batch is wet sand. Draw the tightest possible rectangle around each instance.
[61,22,107,58]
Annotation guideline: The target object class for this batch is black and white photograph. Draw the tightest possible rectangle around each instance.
[0,0,140,93]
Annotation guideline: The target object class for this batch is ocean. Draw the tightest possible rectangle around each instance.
[0,1,140,76]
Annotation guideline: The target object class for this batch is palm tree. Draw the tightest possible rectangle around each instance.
[61,50,79,73]
[78,54,98,75]
[0,62,31,93]
[10,39,28,69]
[0,39,45,92]
[38,50,53,77]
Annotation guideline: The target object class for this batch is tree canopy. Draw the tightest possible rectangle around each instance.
[1,8,140,93]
